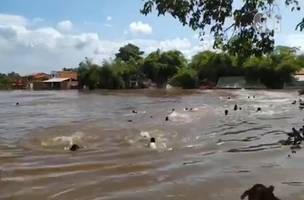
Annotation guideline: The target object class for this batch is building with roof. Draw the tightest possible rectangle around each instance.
[25,72,50,90]
[47,70,78,89]
[43,77,74,90]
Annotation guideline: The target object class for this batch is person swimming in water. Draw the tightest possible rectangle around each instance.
[132,110,137,114]
[165,116,169,121]
[16,102,20,106]
[257,107,262,112]
[149,137,157,149]
[291,127,303,145]
[225,110,229,116]
[234,104,238,111]
[70,144,80,151]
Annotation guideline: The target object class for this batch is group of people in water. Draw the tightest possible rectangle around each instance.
[280,126,304,150]
[224,96,262,116]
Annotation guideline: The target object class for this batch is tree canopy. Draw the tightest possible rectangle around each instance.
[141,0,303,58]
[141,50,187,87]
[76,43,304,90]
[115,43,144,62]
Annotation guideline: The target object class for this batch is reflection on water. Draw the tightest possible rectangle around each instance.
[0,89,304,199]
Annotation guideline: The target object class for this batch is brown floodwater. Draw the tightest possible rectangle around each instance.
[0,89,304,200]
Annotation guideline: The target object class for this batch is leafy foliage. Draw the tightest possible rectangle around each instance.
[0,73,10,89]
[170,67,199,89]
[115,43,144,62]
[0,72,21,89]
[141,50,187,87]
[75,44,304,90]
[141,0,303,58]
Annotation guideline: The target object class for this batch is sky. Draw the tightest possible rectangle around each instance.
[0,0,304,74]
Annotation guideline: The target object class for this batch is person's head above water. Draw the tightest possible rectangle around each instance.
[16,102,19,106]
[70,144,80,152]
[257,107,261,112]
[225,110,228,115]
[165,116,169,121]
[150,137,156,143]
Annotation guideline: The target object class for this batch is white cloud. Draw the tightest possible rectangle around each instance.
[104,23,113,28]
[0,14,214,74]
[56,20,73,32]
[106,16,112,21]
[129,21,152,35]
[0,14,28,26]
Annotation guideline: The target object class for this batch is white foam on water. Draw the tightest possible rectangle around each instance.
[52,131,84,146]
[38,131,85,150]
[168,111,192,123]
[140,131,151,138]
[217,142,225,146]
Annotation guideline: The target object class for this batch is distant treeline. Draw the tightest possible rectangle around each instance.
[1,45,304,90]
[0,72,21,89]
[78,44,304,89]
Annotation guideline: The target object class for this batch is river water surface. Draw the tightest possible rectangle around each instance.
[0,89,304,200]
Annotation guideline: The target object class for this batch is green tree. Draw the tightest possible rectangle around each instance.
[115,43,144,62]
[141,0,303,58]
[170,67,199,89]
[0,73,10,89]
[243,53,300,89]
[190,51,239,84]
[113,58,145,88]
[78,58,101,89]
[99,62,124,89]
[141,50,187,87]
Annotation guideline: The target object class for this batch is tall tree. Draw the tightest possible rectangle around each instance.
[142,50,187,87]
[141,0,303,58]
[115,43,144,62]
